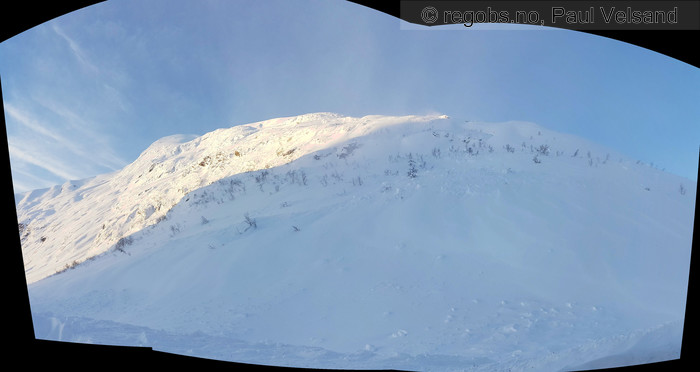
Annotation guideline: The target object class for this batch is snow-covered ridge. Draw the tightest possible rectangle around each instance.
[17,113,446,284]
[21,112,694,370]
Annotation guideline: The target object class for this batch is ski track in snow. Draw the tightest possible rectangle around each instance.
[18,113,694,371]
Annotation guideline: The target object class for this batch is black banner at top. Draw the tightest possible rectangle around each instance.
[400,1,700,30]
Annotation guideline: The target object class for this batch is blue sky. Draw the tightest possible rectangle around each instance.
[1,0,698,193]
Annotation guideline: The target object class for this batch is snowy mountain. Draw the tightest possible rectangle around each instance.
[18,113,695,371]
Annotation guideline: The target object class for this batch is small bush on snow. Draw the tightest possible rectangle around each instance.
[244,213,257,231]
[407,154,417,179]
[115,236,133,254]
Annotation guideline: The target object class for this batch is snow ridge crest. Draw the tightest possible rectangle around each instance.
[17,112,448,284]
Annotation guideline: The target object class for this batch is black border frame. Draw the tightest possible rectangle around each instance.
[2,1,697,371]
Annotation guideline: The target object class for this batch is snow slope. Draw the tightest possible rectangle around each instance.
[17,113,437,284]
[19,113,695,371]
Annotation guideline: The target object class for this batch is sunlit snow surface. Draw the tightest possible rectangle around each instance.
[19,113,694,371]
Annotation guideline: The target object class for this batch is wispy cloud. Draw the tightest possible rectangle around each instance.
[3,15,139,193]
[8,153,74,194]
[29,97,129,169]
[5,101,128,192]
[8,140,83,182]
[6,102,95,163]
[51,23,99,74]
[5,103,69,144]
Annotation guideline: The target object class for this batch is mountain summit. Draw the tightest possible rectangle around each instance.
[19,113,695,370]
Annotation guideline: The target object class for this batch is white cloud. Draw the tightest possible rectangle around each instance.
[51,23,99,74]
[5,102,128,191]
[30,97,130,169]
[3,18,138,193]
[4,103,68,144]
[8,141,83,182]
